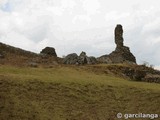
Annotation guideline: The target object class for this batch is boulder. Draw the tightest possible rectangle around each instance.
[78,52,97,65]
[79,51,86,57]
[88,56,97,64]
[78,51,88,64]
[63,52,97,65]
[63,53,79,64]
[40,47,57,57]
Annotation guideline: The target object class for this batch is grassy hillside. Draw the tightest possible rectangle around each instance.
[0,42,62,67]
[0,65,160,120]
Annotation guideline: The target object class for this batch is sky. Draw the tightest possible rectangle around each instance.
[0,0,160,69]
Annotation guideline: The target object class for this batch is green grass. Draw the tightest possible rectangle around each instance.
[0,65,160,120]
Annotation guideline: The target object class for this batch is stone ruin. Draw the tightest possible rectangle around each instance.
[98,24,136,64]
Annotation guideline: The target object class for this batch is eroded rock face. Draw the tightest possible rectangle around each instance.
[98,24,136,64]
[40,47,57,57]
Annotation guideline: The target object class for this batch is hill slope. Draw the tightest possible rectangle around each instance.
[0,42,37,57]
[0,65,160,120]
[0,42,61,66]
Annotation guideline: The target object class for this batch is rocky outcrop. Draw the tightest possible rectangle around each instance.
[108,46,136,63]
[88,56,97,64]
[78,52,88,64]
[107,65,146,81]
[98,24,136,64]
[97,55,112,64]
[78,52,97,65]
[63,51,97,65]
[63,53,79,64]
[40,47,57,57]
[115,24,124,47]
[144,75,160,83]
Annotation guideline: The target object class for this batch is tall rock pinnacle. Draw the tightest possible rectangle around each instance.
[98,24,136,64]
[115,24,124,48]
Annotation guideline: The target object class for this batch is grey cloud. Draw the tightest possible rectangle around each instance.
[0,0,160,67]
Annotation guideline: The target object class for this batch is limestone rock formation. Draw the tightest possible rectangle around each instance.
[88,56,97,64]
[97,55,112,64]
[98,24,136,64]
[78,51,88,64]
[63,51,97,65]
[115,24,124,47]
[108,45,136,63]
[63,53,79,64]
[40,47,57,57]
[78,51,97,65]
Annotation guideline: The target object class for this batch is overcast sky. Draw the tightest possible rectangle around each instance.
[0,0,160,69]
